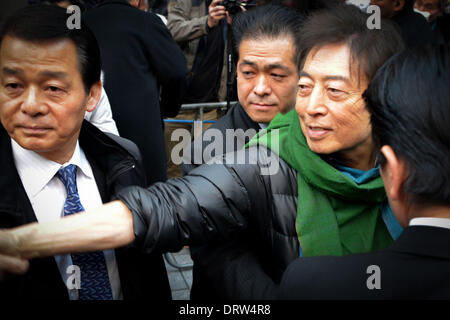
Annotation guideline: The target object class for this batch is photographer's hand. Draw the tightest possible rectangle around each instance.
[208,0,227,28]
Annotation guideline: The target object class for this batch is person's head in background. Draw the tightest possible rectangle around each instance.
[364,44,450,226]
[281,0,341,15]
[231,5,304,124]
[414,0,447,21]
[296,4,404,170]
[370,0,414,18]
[0,5,101,164]
[42,0,86,11]
[128,0,149,11]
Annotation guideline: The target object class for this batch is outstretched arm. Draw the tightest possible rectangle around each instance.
[0,201,134,260]
[1,149,269,262]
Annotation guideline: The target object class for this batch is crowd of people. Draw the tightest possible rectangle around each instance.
[0,0,449,301]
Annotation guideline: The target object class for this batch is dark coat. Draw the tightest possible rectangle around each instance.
[0,121,171,300]
[201,226,450,299]
[393,4,435,47]
[83,0,188,185]
[117,146,300,282]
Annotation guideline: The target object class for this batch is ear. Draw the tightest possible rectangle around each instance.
[380,145,407,202]
[129,0,140,8]
[393,0,405,13]
[85,81,102,113]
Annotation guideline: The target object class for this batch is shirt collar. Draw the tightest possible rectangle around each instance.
[12,139,94,198]
[409,217,450,230]
[258,123,268,129]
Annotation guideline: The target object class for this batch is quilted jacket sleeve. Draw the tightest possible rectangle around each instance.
[115,151,268,253]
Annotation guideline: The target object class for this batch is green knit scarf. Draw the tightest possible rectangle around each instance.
[248,110,393,256]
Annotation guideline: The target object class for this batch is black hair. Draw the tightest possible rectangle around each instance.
[292,0,340,16]
[365,44,450,206]
[0,4,100,93]
[299,3,405,83]
[232,4,305,72]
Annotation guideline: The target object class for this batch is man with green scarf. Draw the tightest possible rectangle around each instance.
[192,44,450,299]
[0,4,405,296]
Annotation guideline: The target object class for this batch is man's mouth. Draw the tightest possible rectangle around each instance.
[306,125,331,138]
[251,102,276,108]
[19,125,51,135]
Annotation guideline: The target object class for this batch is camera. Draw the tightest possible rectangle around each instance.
[220,0,245,15]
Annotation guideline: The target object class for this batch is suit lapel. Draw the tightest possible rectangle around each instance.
[0,127,38,228]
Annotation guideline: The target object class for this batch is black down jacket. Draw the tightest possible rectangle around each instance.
[116,146,300,280]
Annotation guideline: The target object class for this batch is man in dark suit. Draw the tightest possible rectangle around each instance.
[83,0,188,185]
[0,5,171,300]
[197,44,450,299]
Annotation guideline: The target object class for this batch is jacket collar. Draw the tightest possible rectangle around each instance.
[231,102,262,132]
[0,125,30,225]
[388,225,450,260]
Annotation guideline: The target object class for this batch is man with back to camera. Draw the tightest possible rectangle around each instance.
[83,0,188,185]
[0,5,171,300]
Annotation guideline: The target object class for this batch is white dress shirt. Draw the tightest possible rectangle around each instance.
[12,139,122,300]
[84,87,120,136]
[409,217,450,230]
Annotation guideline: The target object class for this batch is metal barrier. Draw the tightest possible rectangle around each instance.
[164,252,194,271]
[163,101,237,133]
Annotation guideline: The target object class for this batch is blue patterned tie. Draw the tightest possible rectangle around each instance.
[57,164,113,300]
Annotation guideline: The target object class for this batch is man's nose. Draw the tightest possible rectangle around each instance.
[305,86,328,117]
[253,75,271,97]
[20,87,48,116]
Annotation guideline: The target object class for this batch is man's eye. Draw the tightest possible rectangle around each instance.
[242,71,254,77]
[47,86,64,94]
[328,88,345,96]
[271,73,285,80]
[298,84,312,95]
[6,83,20,89]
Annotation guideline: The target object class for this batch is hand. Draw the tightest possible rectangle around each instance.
[0,229,20,257]
[0,253,29,281]
[0,230,29,280]
[208,0,227,28]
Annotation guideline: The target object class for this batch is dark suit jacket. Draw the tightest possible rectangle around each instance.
[83,0,188,185]
[205,225,450,299]
[0,121,171,300]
